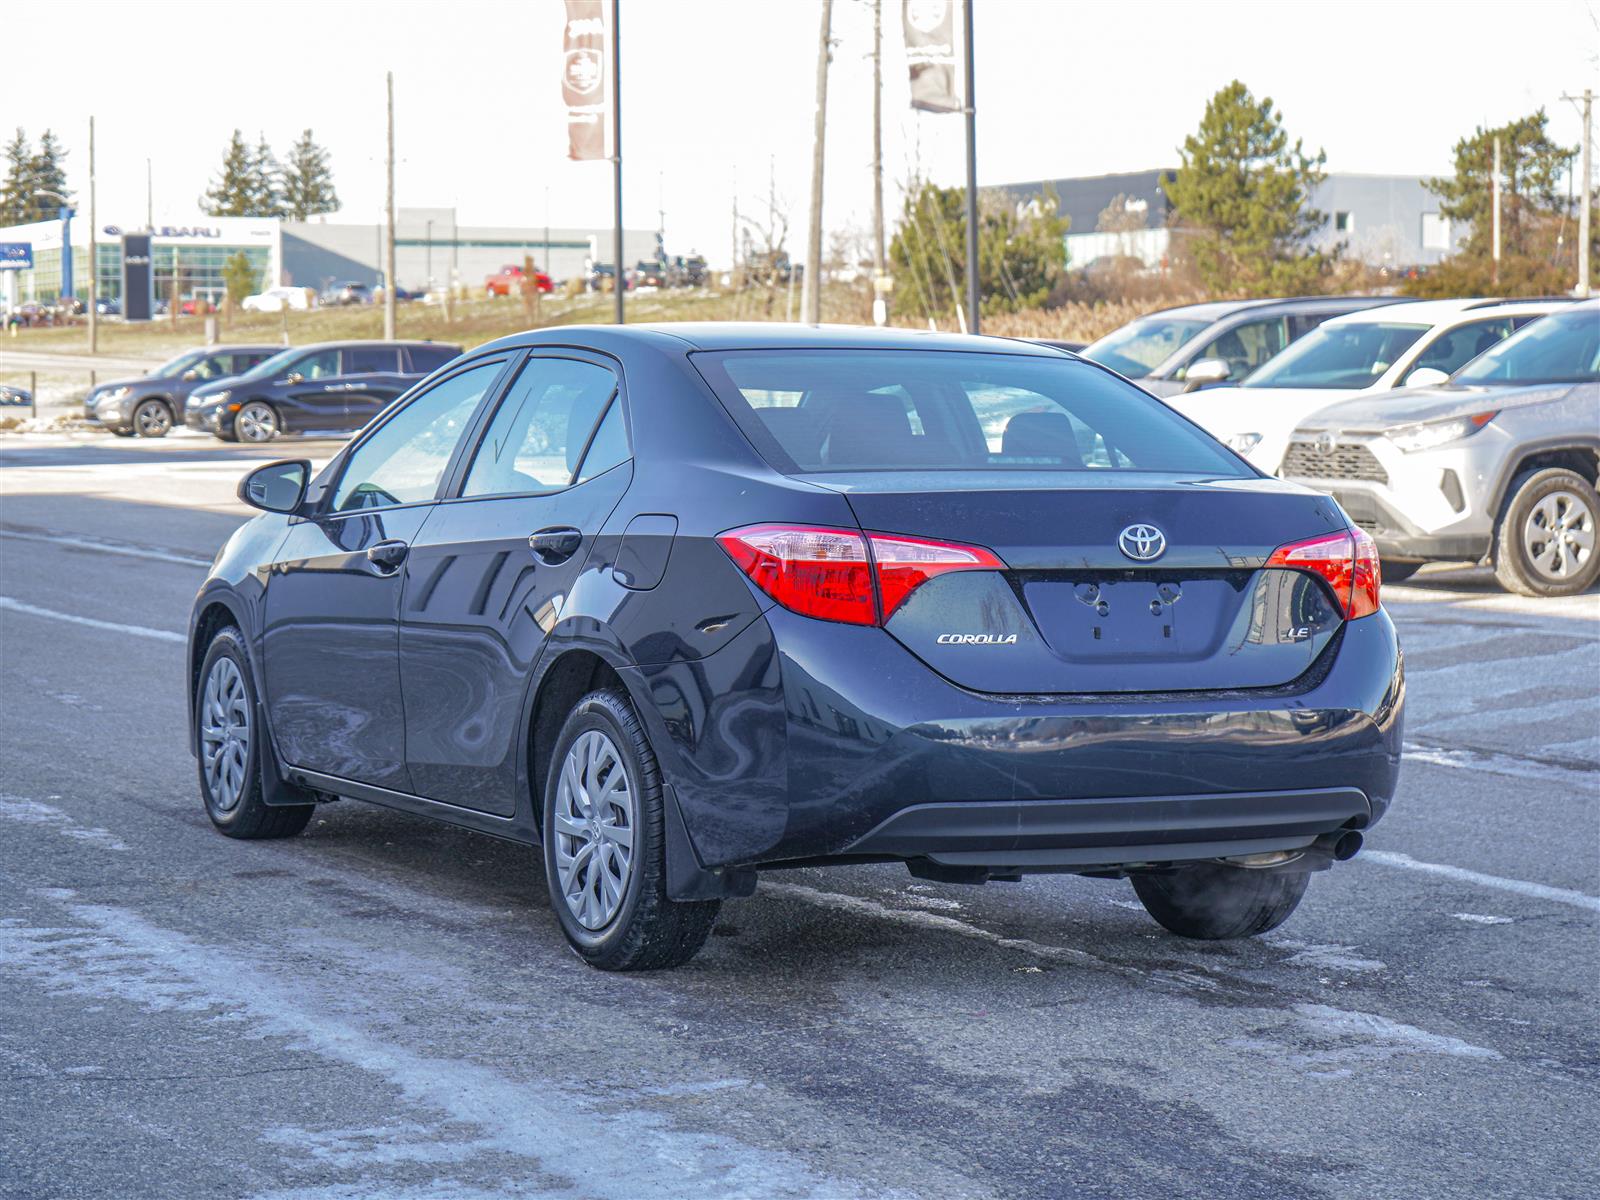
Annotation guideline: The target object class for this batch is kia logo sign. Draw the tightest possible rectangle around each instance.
[1118,523,1167,562]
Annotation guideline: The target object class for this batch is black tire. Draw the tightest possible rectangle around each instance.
[133,398,173,438]
[1131,862,1308,940]
[233,400,280,443]
[109,428,137,438]
[1380,560,1423,585]
[195,627,313,840]
[1493,467,1600,598]
[542,689,719,970]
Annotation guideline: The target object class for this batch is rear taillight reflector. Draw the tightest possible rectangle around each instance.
[716,524,1005,626]
[1266,528,1380,619]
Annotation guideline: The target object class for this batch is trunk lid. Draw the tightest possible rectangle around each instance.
[805,471,1351,694]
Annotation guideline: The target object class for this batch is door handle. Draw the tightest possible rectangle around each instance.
[528,526,583,565]
[366,539,410,573]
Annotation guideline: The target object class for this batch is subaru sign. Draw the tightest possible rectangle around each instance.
[0,242,32,271]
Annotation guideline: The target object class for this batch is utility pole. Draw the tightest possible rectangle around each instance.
[425,218,434,290]
[871,0,886,325]
[730,169,739,291]
[801,0,832,324]
[961,0,980,334]
[611,0,624,324]
[145,158,152,229]
[384,71,397,341]
[1491,135,1502,287]
[543,187,550,277]
[1563,88,1593,296]
[88,116,97,354]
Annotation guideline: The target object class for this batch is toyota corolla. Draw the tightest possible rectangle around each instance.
[188,325,1403,970]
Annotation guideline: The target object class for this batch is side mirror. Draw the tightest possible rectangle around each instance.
[1404,367,1450,389]
[238,459,310,514]
[1181,358,1232,394]
[285,371,304,385]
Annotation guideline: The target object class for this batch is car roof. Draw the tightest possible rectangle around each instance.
[1323,297,1572,328]
[1122,295,1408,324]
[477,322,1071,357]
[279,339,461,352]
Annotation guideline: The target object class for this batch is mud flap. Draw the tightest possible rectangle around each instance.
[256,699,327,807]
[664,783,757,901]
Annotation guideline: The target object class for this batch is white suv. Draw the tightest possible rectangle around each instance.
[1281,302,1600,597]
[1169,298,1569,473]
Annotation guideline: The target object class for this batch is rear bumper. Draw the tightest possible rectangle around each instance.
[635,605,1405,874]
[845,787,1370,870]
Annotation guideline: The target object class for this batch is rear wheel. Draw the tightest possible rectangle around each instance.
[542,689,719,970]
[1493,468,1600,597]
[234,401,279,443]
[1131,862,1308,939]
[196,627,313,839]
[133,398,173,438]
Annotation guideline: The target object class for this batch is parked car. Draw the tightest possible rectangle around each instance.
[185,340,462,442]
[1079,296,1410,397]
[189,324,1401,971]
[585,263,633,292]
[634,261,670,289]
[1282,301,1599,596]
[242,287,315,313]
[320,281,374,307]
[484,265,554,297]
[0,383,30,406]
[1171,298,1570,472]
[84,345,282,438]
[94,297,121,317]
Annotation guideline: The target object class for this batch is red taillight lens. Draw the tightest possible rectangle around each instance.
[1266,528,1380,619]
[716,524,1005,626]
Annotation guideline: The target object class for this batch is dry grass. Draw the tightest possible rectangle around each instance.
[982,293,1211,344]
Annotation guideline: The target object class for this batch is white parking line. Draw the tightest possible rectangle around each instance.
[0,596,184,643]
[0,528,211,568]
[1362,850,1600,914]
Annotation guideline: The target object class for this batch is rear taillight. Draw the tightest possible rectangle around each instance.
[716,524,1005,626]
[1266,528,1380,619]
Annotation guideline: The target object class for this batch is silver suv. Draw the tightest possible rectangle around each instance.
[1282,301,1599,597]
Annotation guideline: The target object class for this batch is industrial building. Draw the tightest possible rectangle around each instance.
[999,169,1457,272]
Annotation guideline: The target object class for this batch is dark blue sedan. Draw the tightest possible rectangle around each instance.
[187,324,1403,969]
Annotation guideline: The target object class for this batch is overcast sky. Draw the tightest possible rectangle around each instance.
[8,0,1598,264]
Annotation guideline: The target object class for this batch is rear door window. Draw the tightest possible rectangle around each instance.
[461,358,620,495]
[696,350,1249,476]
[291,349,341,381]
[347,346,402,375]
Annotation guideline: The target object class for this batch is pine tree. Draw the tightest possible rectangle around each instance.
[280,129,340,222]
[25,129,72,224]
[202,130,258,216]
[1425,110,1575,259]
[0,129,31,226]
[222,250,261,305]
[251,134,284,218]
[1162,81,1329,295]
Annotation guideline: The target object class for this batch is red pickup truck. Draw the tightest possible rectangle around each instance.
[484,265,554,297]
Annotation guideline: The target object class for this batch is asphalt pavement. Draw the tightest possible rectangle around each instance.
[2,430,1596,1200]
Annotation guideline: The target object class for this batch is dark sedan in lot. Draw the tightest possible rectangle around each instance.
[185,340,461,441]
[188,324,1402,970]
[85,345,281,437]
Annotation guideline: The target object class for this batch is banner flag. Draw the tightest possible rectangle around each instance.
[564,0,610,161]
[904,0,961,113]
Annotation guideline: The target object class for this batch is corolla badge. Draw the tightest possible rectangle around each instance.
[936,633,1018,645]
[1118,523,1166,561]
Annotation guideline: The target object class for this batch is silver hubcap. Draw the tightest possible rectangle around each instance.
[237,403,276,442]
[553,730,636,930]
[200,657,251,812]
[136,402,170,435]
[1523,490,1595,581]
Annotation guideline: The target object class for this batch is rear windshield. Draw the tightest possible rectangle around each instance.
[694,349,1251,476]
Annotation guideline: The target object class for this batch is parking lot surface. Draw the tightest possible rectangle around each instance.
[2,431,1596,1200]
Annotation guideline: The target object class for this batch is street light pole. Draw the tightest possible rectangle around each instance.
[88,116,98,353]
[384,70,397,341]
[611,0,624,324]
[962,0,980,335]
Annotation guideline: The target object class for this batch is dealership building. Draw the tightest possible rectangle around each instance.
[0,208,658,311]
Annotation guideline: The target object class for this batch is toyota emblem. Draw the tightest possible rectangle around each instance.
[1118,523,1167,562]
